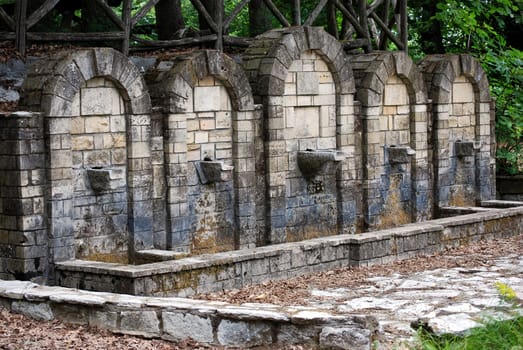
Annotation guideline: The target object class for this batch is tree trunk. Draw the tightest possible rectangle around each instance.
[417,0,444,53]
[249,0,272,37]
[155,0,185,40]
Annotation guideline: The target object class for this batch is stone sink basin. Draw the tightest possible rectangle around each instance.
[297,149,346,179]
[195,160,234,184]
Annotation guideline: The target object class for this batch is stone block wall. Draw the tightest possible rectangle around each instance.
[350,52,431,230]
[419,54,492,209]
[71,78,129,262]
[0,28,498,283]
[0,112,46,280]
[242,26,360,245]
[146,50,257,254]
[3,48,154,281]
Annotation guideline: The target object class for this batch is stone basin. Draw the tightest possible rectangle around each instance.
[195,160,234,184]
[297,149,346,179]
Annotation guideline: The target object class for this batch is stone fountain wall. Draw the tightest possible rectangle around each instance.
[0,27,497,282]
[419,55,493,209]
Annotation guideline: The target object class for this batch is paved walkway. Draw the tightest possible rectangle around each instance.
[302,254,523,347]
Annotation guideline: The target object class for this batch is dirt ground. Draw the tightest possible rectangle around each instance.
[1,234,522,349]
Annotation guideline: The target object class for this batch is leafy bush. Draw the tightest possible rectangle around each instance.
[431,0,523,175]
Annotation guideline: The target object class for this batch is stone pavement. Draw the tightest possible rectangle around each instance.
[304,253,523,347]
[1,254,522,349]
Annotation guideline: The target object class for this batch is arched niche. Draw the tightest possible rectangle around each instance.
[418,54,493,208]
[243,26,360,243]
[20,48,153,267]
[349,51,431,230]
[146,50,257,254]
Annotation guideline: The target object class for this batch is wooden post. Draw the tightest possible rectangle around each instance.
[292,0,301,26]
[215,0,223,51]
[358,0,372,52]
[15,0,27,55]
[122,0,131,55]
[327,0,338,38]
[399,0,408,52]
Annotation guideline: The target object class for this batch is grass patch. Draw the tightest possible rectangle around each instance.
[416,316,523,350]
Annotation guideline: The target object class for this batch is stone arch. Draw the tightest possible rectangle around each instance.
[418,54,492,207]
[349,51,430,229]
[243,26,360,243]
[146,50,257,253]
[20,48,153,268]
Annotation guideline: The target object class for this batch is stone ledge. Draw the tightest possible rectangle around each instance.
[55,205,523,297]
[0,280,377,348]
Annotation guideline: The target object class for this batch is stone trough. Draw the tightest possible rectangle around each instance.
[55,202,523,297]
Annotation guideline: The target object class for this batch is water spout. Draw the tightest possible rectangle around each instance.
[297,149,346,180]
[387,145,416,164]
[454,140,482,157]
[86,167,125,193]
[195,159,234,184]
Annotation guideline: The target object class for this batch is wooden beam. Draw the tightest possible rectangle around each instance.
[0,32,16,40]
[0,7,15,30]
[292,0,301,25]
[378,0,390,50]
[94,0,125,30]
[359,0,372,52]
[223,35,251,47]
[262,0,291,27]
[370,11,404,50]
[224,0,250,33]
[326,0,338,38]
[399,0,408,52]
[332,0,366,38]
[131,0,161,28]
[303,0,328,26]
[26,0,59,30]
[27,32,126,41]
[122,0,131,55]
[131,34,218,47]
[15,0,27,55]
[189,0,219,33]
[215,0,223,50]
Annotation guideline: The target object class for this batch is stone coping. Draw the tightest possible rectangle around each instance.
[0,280,377,348]
[56,204,523,283]
[52,202,523,297]
[56,221,447,278]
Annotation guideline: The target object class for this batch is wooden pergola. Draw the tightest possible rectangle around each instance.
[0,0,408,55]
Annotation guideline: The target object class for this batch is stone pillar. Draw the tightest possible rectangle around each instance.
[0,112,47,281]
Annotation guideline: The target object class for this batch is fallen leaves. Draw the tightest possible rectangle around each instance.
[195,234,523,306]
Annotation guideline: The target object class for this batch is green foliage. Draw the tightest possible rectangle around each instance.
[487,48,523,175]
[417,316,523,350]
[416,283,523,350]
[411,0,523,175]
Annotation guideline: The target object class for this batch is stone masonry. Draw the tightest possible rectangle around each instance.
[0,27,502,288]
[418,54,493,210]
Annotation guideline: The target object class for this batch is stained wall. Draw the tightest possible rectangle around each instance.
[0,32,497,282]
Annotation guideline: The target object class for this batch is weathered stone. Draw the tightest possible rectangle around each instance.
[319,326,371,350]
[119,310,160,337]
[217,320,273,346]
[11,301,54,321]
[162,312,214,343]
